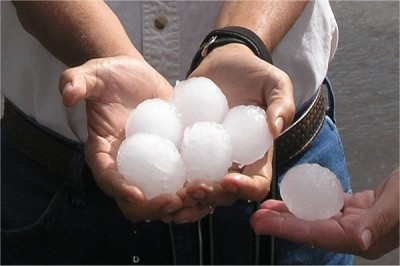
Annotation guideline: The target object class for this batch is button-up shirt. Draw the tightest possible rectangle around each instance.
[1,0,338,142]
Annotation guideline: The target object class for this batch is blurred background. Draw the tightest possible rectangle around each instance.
[329,1,399,265]
[1,0,399,264]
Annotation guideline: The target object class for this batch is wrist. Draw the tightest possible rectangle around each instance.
[187,26,272,76]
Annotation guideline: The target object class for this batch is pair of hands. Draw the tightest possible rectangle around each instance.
[59,44,295,223]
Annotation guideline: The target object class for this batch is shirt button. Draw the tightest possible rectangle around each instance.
[154,16,167,30]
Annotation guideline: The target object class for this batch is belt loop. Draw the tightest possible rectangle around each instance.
[68,145,87,207]
[323,76,336,123]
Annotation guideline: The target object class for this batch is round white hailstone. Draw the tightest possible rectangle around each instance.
[280,163,344,221]
[117,133,186,199]
[181,121,232,183]
[125,98,184,147]
[223,105,273,166]
[170,77,229,127]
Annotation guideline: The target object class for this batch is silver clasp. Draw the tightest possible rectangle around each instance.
[201,35,217,57]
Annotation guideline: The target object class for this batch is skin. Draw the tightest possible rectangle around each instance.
[251,168,399,260]
[13,0,306,222]
[170,0,307,223]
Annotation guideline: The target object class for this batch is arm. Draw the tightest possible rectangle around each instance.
[12,1,142,66]
[216,0,308,51]
[13,1,181,221]
[170,1,306,223]
[251,168,399,259]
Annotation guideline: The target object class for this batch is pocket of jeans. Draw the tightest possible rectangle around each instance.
[1,134,69,241]
[1,184,68,242]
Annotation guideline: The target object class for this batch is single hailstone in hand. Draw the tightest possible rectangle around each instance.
[125,98,184,147]
[181,121,232,182]
[117,133,186,199]
[280,163,344,221]
[170,77,229,127]
[223,105,273,166]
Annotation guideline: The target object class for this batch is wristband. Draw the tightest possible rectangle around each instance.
[187,26,273,76]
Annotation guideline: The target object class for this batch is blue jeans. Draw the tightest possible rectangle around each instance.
[274,115,352,265]
[1,93,352,265]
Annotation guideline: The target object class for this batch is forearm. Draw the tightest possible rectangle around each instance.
[12,1,142,67]
[216,0,309,51]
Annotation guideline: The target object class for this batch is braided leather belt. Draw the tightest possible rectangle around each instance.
[275,88,325,168]
[2,90,325,177]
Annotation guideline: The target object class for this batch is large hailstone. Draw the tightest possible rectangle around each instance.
[170,77,229,127]
[223,105,273,166]
[180,121,232,182]
[125,98,184,147]
[117,133,186,199]
[280,163,344,221]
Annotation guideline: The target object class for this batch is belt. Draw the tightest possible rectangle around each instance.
[2,90,325,177]
[275,87,325,168]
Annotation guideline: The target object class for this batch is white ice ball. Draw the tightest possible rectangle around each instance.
[170,77,229,127]
[181,121,232,182]
[117,133,186,199]
[125,98,184,147]
[280,163,344,221]
[223,105,273,166]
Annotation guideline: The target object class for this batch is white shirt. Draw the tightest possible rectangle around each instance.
[1,0,338,143]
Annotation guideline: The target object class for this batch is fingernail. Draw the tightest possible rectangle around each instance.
[224,183,238,193]
[177,220,191,224]
[275,117,284,134]
[125,197,136,203]
[191,189,206,200]
[224,174,241,192]
[183,198,197,207]
[63,82,73,93]
[361,229,372,249]
[163,203,178,214]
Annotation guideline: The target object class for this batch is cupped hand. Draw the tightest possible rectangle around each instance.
[168,43,295,223]
[251,168,400,260]
[59,55,183,221]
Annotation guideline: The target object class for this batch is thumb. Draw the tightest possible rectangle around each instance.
[266,96,295,139]
[357,170,400,251]
[59,59,102,107]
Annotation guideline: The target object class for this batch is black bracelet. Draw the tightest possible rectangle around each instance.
[187,26,273,77]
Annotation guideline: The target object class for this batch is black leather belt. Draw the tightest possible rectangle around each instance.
[2,91,325,178]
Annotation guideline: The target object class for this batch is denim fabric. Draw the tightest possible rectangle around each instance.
[273,116,353,265]
[1,88,352,265]
[1,128,175,265]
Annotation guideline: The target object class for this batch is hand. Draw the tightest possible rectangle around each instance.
[167,44,295,223]
[59,55,184,221]
[251,168,399,260]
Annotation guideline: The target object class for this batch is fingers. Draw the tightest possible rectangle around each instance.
[93,165,184,221]
[59,59,101,107]
[221,147,273,201]
[164,202,211,223]
[169,146,273,223]
[251,205,349,252]
[264,69,295,138]
[117,192,184,222]
[258,199,289,212]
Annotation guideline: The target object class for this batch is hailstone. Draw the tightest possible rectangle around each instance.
[223,105,273,166]
[170,77,229,127]
[280,163,344,221]
[180,121,232,182]
[117,133,186,199]
[125,98,184,147]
